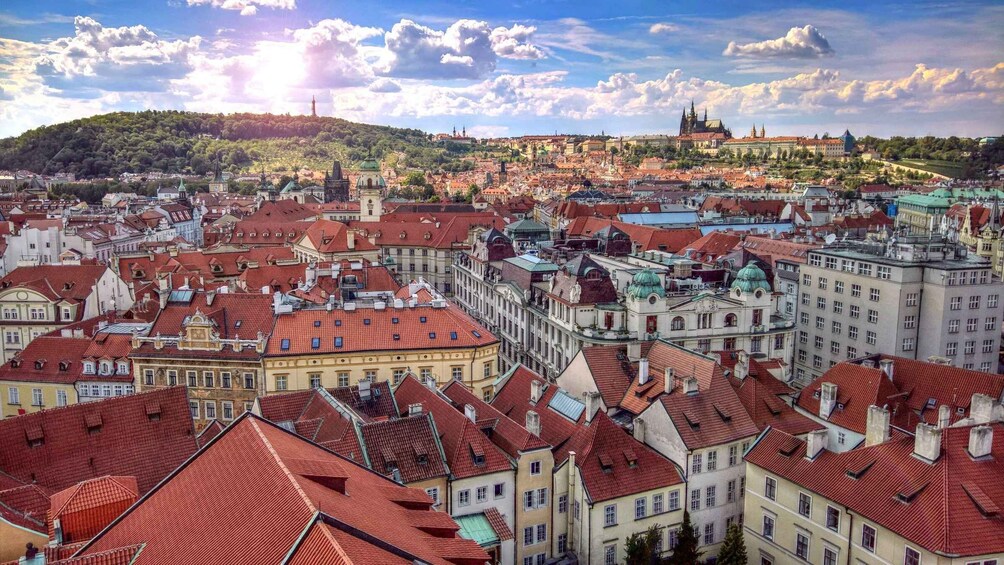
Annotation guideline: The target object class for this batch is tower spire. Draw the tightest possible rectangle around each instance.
[311,95,317,117]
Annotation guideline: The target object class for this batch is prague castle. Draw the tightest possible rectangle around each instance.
[679,101,731,137]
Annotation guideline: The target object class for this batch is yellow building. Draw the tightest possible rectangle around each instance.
[744,422,1004,565]
[264,295,499,398]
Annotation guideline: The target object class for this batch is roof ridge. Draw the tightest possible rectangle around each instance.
[248,418,318,515]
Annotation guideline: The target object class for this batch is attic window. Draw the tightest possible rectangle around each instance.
[85,413,103,434]
[26,425,44,448]
[599,453,614,473]
[235,320,242,329]
[714,404,732,422]
[145,402,162,421]
[778,437,800,457]
[845,459,876,479]
[311,338,321,349]
[837,403,846,411]
[335,320,342,327]
[813,390,820,399]
[429,332,436,339]
[363,319,371,326]
[624,449,638,468]
[471,443,486,466]
[392,318,399,324]
[450,332,458,340]
[895,480,928,504]
[334,337,343,348]
[58,361,70,371]
[683,411,700,430]
[957,407,966,416]
[393,334,400,341]
[313,321,321,328]
[133,269,144,278]
[34,360,45,370]
[63,282,74,291]
[962,481,1000,517]
[280,339,290,351]
[420,317,427,323]
[472,330,482,338]
[925,398,937,410]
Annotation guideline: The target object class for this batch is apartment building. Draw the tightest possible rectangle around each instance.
[792,237,1002,385]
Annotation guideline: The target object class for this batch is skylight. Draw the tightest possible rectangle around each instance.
[450,332,458,340]
[280,339,290,351]
[311,337,320,349]
[335,320,342,326]
[429,332,436,339]
[334,337,343,348]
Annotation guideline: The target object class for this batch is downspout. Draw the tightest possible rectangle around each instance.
[567,451,576,553]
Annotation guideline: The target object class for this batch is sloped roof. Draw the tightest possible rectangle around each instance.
[360,414,450,484]
[441,379,550,459]
[747,424,1004,557]
[0,265,107,303]
[74,414,489,565]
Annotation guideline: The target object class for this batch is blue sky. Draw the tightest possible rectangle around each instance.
[0,0,1001,139]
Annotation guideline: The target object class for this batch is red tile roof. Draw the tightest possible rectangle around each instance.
[491,366,581,450]
[747,423,1004,557]
[116,247,296,286]
[795,356,1004,435]
[683,232,742,263]
[360,414,450,484]
[441,379,550,459]
[299,219,379,254]
[244,200,319,223]
[720,353,823,436]
[0,336,94,384]
[565,217,701,253]
[0,265,108,305]
[266,303,496,356]
[48,476,139,543]
[75,414,488,565]
[394,376,513,480]
[0,387,197,496]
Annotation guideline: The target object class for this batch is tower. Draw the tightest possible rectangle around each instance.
[356,157,386,222]
[751,124,757,138]
[323,160,350,202]
[208,160,227,193]
[311,95,317,117]
[177,178,188,205]
[760,125,765,138]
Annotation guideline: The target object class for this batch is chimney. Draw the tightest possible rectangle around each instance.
[664,367,675,394]
[971,393,994,424]
[735,351,749,380]
[205,290,216,307]
[805,429,828,460]
[819,382,838,419]
[526,410,541,437]
[865,405,890,446]
[860,359,875,369]
[626,342,641,361]
[530,380,542,404]
[464,404,477,423]
[638,358,650,385]
[633,417,646,443]
[878,359,894,382]
[683,376,699,395]
[913,423,943,462]
[937,405,951,429]
[408,403,422,416]
[583,391,601,423]
[347,230,355,250]
[968,425,993,459]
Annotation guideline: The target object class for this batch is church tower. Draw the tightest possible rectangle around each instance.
[208,160,227,193]
[323,160,350,202]
[356,157,386,222]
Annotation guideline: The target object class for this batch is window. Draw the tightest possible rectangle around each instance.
[850,305,860,319]
[705,485,716,507]
[825,257,837,269]
[817,297,826,310]
[144,369,154,386]
[904,315,916,329]
[902,338,915,351]
[458,489,470,506]
[189,401,199,419]
[877,266,891,280]
[984,340,995,353]
[803,274,812,286]
[815,336,824,349]
[557,534,568,554]
[866,331,877,345]
[222,401,233,420]
[831,341,840,354]
[425,487,439,506]
[810,255,821,266]
[536,524,546,544]
[949,320,960,333]
[530,461,541,475]
[690,489,700,511]
[276,375,287,391]
[846,347,856,359]
[604,545,616,565]
[558,494,568,513]
[604,504,617,526]
[862,523,876,552]
[835,281,844,294]
[336,372,349,387]
[851,284,861,298]
[31,388,43,407]
[965,341,976,355]
[243,373,255,389]
[727,480,736,503]
[691,454,702,474]
[987,317,997,331]
[635,497,647,519]
[950,297,962,310]
[669,528,679,549]
[523,527,534,547]
[494,483,505,499]
[765,476,776,500]
[762,514,775,540]
[823,547,838,565]
[669,490,680,511]
[906,292,919,306]
[707,451,717,471]
[476,486,487,503]
[7,387,18,405]
[704,523,714,545]
[968,318,979,332]
[818,277,827,290]
[798,492,812,517]
[798,350,807,363]
[483,361,492,378]
[970,296,981,309]
[796,532,809,560]
[729,444,739,466]
[653,493,664,514]
[989,295,999,309]
[204,401,216,420]
[868,309,878,324]
[187,371,197,387]
[536,488,547,508]
[451,366,463,381]
[904,547,921,565]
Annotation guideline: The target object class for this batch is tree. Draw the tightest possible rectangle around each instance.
[625,525,662,565]
[667,512,702,565]
[717,524,748,565]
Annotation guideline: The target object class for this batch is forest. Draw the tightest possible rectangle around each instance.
[0,110,471,178]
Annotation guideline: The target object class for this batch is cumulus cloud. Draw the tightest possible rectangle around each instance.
[368,78,401,92]
[378,19,543,79]
[724,25,834,59]
[649,23,680,34]
[33,16,201,91]
[185,0,295,15]
[290,18,383,88]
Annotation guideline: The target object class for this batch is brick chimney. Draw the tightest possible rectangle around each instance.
[865,405,890,446]
[913,423,942,462]
[937,405,951,429]
[805,429,828,460]
[583,391,601,423]
[968,425,993,459]
[530,380,542,404]
[464,404,476,422]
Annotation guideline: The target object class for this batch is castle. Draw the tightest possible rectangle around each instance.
[679,101,731,137]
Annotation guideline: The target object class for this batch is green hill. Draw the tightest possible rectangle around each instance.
[0,110,475,178]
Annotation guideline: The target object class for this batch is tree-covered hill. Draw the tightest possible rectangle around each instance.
[0,111,473,178]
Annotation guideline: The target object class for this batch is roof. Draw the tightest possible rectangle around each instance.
[75,414,489,565]
[566,217,701,253]
[298,219,378,254]
[0,265,108,304]
[440,379,550,459]
[747,424,1004,557]
[795,356,1004,435]
[360,415,450,484]
[0,387,197,496]
[0,336,95,385]
[719,353,823,436]
[48,475,140,543]
[266,304,497,356]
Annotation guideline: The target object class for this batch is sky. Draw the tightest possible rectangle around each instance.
[0,0,1001,139]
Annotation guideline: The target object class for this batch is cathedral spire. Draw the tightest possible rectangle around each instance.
[690,100,696,118]
[760,124,766,138]
[751,124,757,138]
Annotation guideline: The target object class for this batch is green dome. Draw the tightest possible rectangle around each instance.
[359,158,380,171]
[731,262,771,293]
[626,268,666,299]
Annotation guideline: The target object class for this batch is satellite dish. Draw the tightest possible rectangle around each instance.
[824,234,837,245]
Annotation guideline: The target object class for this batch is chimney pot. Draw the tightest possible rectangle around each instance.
[805,429,828,459]
[866,405,890,446]
[633,417,646,443]
[530,380,542,404]
[663,367,674,394]
[526,410,541,437]
[638,358,650,385]
[626,342,641,361]
[968,425,993,458]
[583,391,601,423]
[937,405,951,429]
[464,404,476,422]
[913,423,943,462]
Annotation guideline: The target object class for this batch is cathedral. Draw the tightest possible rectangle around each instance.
[323,160,350,202]
[679,101,731,137]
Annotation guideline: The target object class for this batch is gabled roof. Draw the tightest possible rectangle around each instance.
[0,336,94,384]
[394,376,513,480]
[747,424,1004,557]
[719,353,823,436]
[440,379,550,459]
[74,414,489,565]
[491,366,581,451]
[0,387,197,496]
[48,475,139,543]
[360,415,450,484]
[565,217,701,253]
[0,265,107,304]
[298,219,378,254]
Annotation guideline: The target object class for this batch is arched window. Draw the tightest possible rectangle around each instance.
[671,316,685,331]
[724,313,738,327]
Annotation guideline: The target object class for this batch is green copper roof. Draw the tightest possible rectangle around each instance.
[455,513,500,547]
[359,158,380,171]
[731,261,771,293]
[626,268,666,299]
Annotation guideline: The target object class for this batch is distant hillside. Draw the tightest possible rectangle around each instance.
[0,111,476,178]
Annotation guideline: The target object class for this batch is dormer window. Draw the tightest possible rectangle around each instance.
[58,361,70,371]
[34,360,46,370]
[133,269,144,278]
[83,361,95,375]
[117,361,129,375]
[99,361,112,375]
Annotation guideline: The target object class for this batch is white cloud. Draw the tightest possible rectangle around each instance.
[724,25,834,59]
[368,78,401,93]
[490,24,544,60]
[649,23,680,34]
[185,0,295,15]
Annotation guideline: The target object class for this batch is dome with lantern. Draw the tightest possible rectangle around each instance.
[731,261,771,294]
[626,268,666,300]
